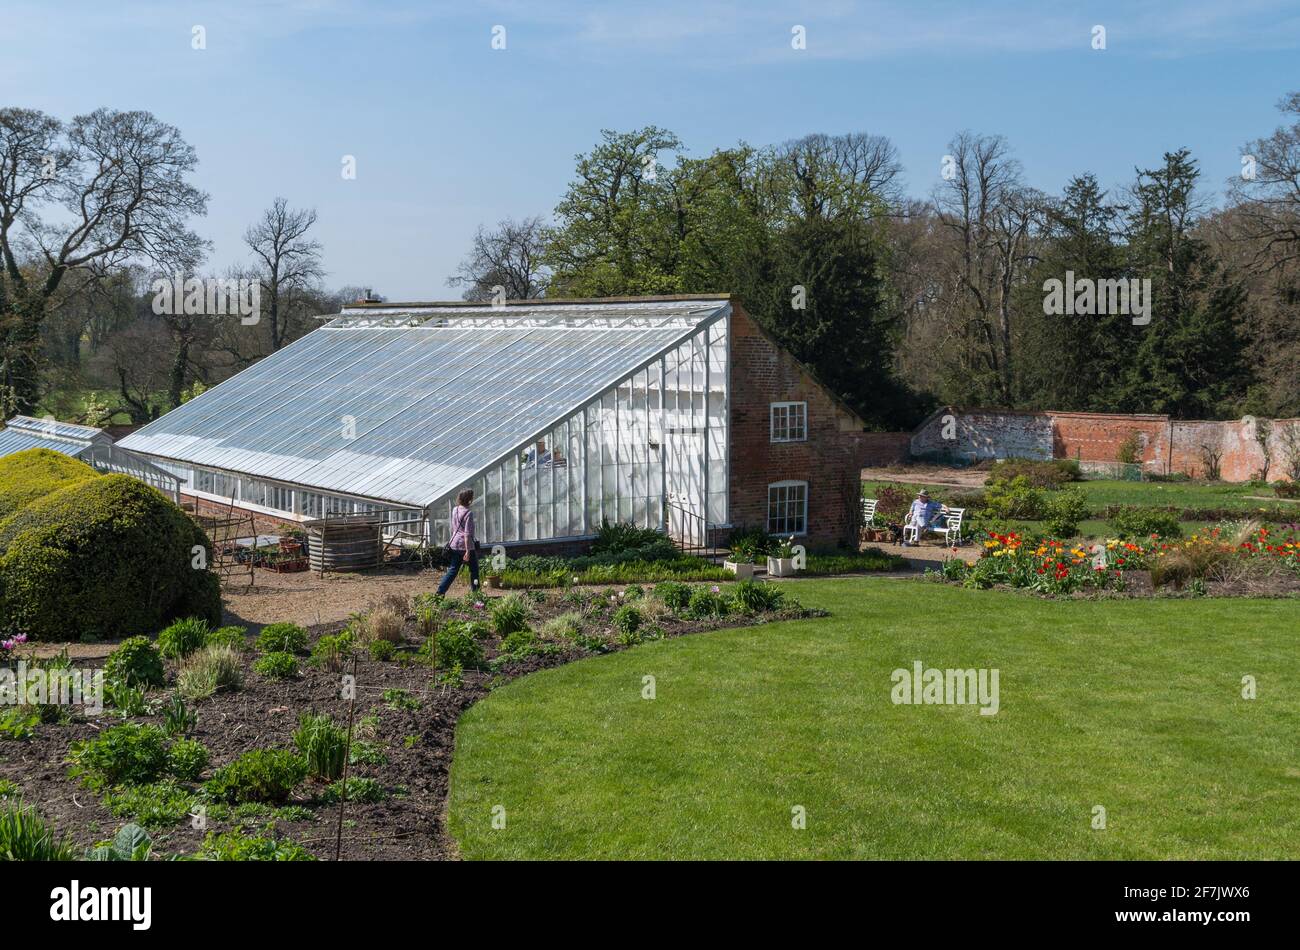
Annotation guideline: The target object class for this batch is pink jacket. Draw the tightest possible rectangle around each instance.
[449,505,476,551]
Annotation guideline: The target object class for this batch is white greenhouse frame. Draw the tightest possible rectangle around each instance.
[118,300,733,548]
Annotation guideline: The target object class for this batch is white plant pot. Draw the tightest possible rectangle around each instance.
[767,556,796,577]
[724,560,756,579]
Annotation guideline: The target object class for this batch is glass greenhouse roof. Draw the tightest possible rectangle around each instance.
[119,299,731,509]
[0,415,106,458]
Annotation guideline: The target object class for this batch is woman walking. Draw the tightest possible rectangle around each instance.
[436,488,480,596]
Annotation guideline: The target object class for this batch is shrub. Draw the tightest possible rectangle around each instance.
[490,593,529,635]
[433,622,485,669]
[255,622,307,654]
[0,709,39,741]
[0,448,99,521]
[167,738,209,782]
[205,625,248,651]
[383,688,420,711]
[591,519,667,554]
[1116,434,1140,465]
[612,604,642,637]
[310,630,356,671]
[539,612,584,641]
[499,629,538,656]
[68,723,170,791]
[103,636,165,689]
[1107,506,1183,540]
[253,651,299,680]
[986,458,1080,488]
[653,581,692,612]
[730,579,785,612]
[1274,480,1300,499]
[1043,487,1091,538]
[873,485,911,521]
[686,586,729,619]
[983,476,1047,520]
[101,783,195,829]
[368,639,396,661]
[204,749,306,804]
[0,473,220,641]
[320,776,384,804]
[0,799,76,860]
[157,617,209,660]
[622,584,645,601]
[196,829,314,861]
[293,714,347,781]
[176,644,243,701]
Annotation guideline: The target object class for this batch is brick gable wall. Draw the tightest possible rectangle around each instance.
[727,303,870,548]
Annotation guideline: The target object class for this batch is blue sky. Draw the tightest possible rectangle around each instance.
[5,0,1300,299]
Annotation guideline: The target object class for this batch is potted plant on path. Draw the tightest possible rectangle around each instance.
[767,536,798,577]
[724,536,761,579]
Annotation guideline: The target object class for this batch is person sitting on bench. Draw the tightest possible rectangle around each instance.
[903,489,944,546]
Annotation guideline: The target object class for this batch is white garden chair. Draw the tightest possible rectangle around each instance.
[861,498,878,527]
[903,506,965,546]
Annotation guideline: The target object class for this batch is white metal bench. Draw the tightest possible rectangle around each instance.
[861,498,878,527]
[903,506,965,546]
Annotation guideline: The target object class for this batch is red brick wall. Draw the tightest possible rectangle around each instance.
[1046,412,1169,469]
[727,304,869,548]
[913,408,1300,481]
[860,431,913,466]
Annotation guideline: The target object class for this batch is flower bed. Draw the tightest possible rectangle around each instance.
[937,526,1300,596]
[0,581,823,861]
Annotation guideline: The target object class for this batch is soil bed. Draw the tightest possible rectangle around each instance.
[0,584,822,860]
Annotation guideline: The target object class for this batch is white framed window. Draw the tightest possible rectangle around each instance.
[770,401,807,442]
[767,480,808,535]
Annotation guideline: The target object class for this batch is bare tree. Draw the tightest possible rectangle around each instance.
[0,107,207,410]
[1228,91,1300,273]
[777,132,904,220]
[244,197,324,350]
[932,132,1043,404]
[448,216,551,301]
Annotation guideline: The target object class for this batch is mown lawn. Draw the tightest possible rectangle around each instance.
[449,578,1300,859]
[867,477,1292,513]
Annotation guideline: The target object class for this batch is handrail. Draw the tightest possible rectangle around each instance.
[665,500,721,560]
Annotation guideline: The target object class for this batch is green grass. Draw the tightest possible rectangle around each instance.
[867,478,1292,513]
[449,577,1300,859]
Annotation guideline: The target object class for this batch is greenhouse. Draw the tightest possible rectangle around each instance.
[118,297,731,547]
[0,415,182,500]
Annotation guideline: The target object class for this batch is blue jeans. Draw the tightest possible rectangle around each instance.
[436,547,479,595]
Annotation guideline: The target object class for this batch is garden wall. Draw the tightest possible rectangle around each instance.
[910,408,1053,462]
[910,408,1300,482]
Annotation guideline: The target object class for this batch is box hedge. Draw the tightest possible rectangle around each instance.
[0,448,99,520]
[0,474,220,640]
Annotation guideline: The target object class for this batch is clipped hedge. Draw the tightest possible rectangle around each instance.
[0,448,99,520]
[0,474,220,641]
